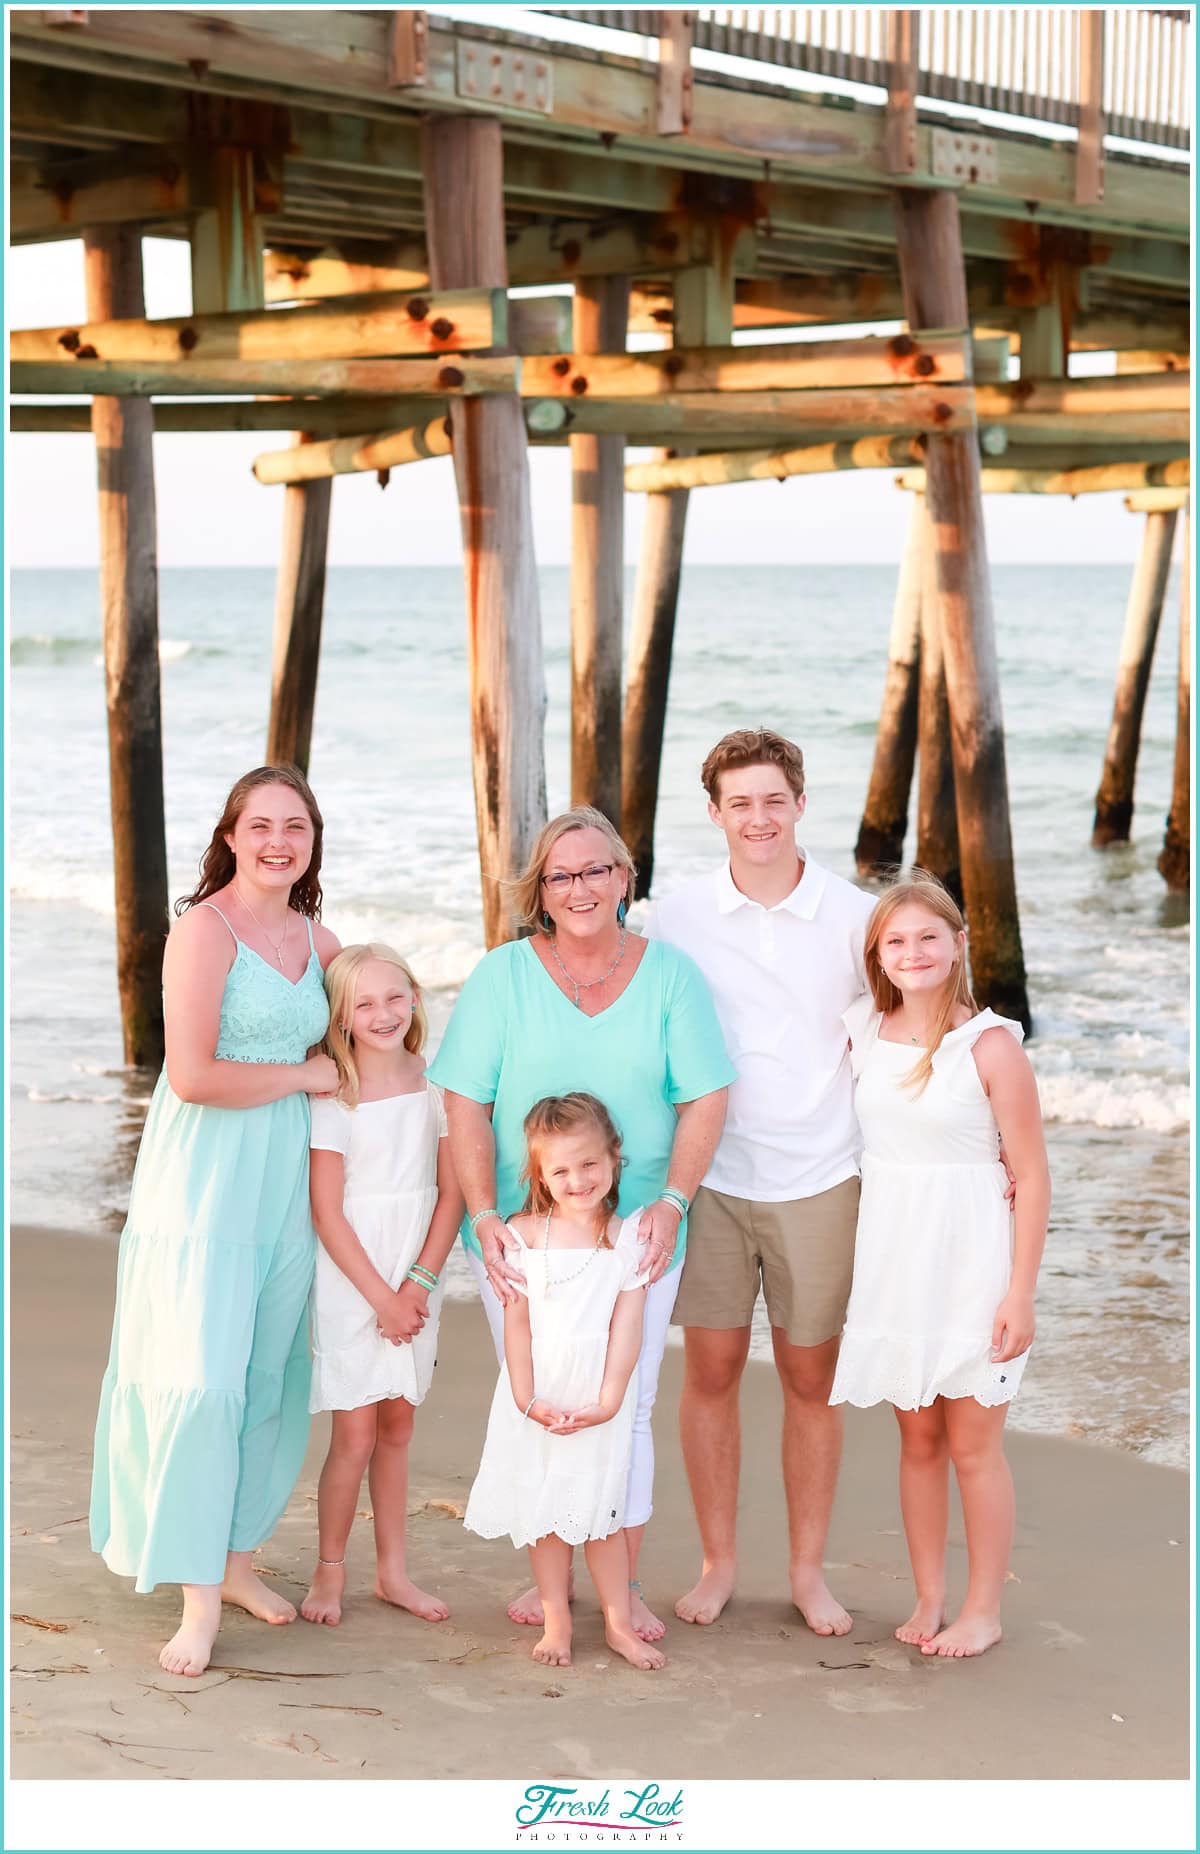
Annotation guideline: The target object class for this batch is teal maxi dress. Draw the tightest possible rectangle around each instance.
[89,908,330,1593]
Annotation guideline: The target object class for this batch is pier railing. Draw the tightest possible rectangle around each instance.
[538,7,1192,152]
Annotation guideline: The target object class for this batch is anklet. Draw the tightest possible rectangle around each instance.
[317,1556,345,1568]
[628,1578,644,1593]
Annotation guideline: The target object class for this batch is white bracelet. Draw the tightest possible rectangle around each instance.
[522,1395,537,1420]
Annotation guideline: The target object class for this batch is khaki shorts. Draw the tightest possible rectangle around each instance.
[672,1178,860,1348]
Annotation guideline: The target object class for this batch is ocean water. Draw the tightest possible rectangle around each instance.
[8,563,1191,1467]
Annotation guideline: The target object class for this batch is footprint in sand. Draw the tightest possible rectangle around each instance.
[822,1686,923,1714]
[1038,1620,1085,1651]
[423,1685,495,1714]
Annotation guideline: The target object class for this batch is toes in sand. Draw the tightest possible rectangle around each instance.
[790,1570,852,1638]
[220,1565,297,1626]
[675,1564,735,1626]
[301,1562,345,1626]
[375,1573,450,1622]
[606,1625,666,1671]
[630,1589,667,1642]
[159,1621,218,1679]
[532,1630,572,1667]
[921,1615,1002,1658]
[895,1599,945,1645]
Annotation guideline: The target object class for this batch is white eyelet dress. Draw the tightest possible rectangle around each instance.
[830,999,1031,1411]
[464,1213,650,1549]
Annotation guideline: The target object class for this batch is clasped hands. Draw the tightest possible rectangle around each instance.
[524,1397,617,1435]
[376,1278,429,1346]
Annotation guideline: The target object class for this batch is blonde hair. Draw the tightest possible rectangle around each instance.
[507,808,636,936]
[520,1093,623,1242]
[863,872,976,1094]
[322,942,427,1107]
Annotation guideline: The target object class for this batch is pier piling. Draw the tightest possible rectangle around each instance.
[422,114,547,945]
[1157,510,1190,892]
[83,224,169,1068]
[1093,508,1179,845]
[916,514,963,904]
[570,275,630,825]
[267,436,332,775]
[855,494,923,877]
[894,188,1031,1028]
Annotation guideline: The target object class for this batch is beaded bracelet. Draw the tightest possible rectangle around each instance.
[658,1187,689,1220]
[522,1395,537,1420]
[469,1206,501,1233]
[407,1264,439,1291]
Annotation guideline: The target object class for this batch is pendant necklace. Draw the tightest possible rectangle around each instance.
[234,884,291,971]
[542,1210,604,1299]
[549,927,627,1009]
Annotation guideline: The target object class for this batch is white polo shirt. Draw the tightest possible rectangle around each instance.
[646,852,874,1203]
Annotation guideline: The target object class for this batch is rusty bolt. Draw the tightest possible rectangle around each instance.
[889,334,916,359]
[75,344,98,361]
[655,229,681,254]
[430,317,455,341]
[57,330,81,353]
[915,353,936,377]
[437,365,465,389]
[178,327,199,353]
[933,401,954,425]
[570,375,588,396]
[406,297,430,322]
[561,239,582,267]
[663,353,685,377]
[651,308,673,325]
[551,356,571,377]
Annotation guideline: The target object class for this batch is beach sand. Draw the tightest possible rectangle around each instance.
[10,1224,1190,1782]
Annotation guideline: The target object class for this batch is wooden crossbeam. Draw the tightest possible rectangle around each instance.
[520,331,969,398]
[253,418,452,484]
[899,459,1190,497]
[11,287,503,366]
[1125,488,1190,513]
[11,356,516,397]
[626,437,929,493]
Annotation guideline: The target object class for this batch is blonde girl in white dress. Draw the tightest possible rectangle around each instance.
[301,945,463,1629]
[830,875,1050,1660]
[464,1093,664,1672]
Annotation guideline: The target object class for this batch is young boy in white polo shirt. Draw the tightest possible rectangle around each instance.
[646,727,873,1636]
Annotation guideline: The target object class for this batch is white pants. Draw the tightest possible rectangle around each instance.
[466,1246,680,1531]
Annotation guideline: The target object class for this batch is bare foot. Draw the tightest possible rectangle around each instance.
[606,1624,666,1670]
[675,1563,735,1626]
[630,1585,667,1643]
[508,1570,574,1628]
[532,1625,572,1667]
[220,1561,297,1625]
[790,1567,852,1637]
[895,1597,945,1646]
[375,1571,450,1622]
[301,1561,345,1627]
[159,1617,218,1678]
[922,1614,1003,1658]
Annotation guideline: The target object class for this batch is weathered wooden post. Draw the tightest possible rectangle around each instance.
[267,439,332,774]
[916,513,963,904]
[855,493,923,876]
[83,224,169,1068]
[623,259,733,896]
[1158,510,1190,892]
[422,115,547,945]
[1093,507,1179,845]
[571,276,630,824]
[893,189,1031,1028]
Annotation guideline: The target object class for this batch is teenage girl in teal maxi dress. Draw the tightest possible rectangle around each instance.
[89,766,341,1678]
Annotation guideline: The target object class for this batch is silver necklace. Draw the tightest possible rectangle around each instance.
[548,926,628,1009]
[542,1210,604,1298]
[234,883,292,971]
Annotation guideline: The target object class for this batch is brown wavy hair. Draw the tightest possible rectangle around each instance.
[520,1093,624,1243]
[701,727,805,802]
[175,764,324,917]
[863,871,976,1094]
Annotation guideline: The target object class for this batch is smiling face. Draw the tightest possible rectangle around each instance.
[539,826,627,942]
[535,1126,616,1218]
[708,762,805,871]
[224,780,316,894]
[347,958,417,1055]
[876,901,965,999]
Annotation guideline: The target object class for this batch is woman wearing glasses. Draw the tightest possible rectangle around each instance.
[430,807,733,1642]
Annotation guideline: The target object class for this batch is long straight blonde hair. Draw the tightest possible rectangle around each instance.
[321,942,427,1108]
[863,873,976,1094]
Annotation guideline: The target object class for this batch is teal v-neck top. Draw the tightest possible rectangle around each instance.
[428,936,735,1272]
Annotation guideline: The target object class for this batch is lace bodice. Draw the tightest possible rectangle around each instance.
[203,913,329,1064]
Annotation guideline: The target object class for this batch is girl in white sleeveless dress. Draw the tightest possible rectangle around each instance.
[830,875,1050,1660]
[464,1094,663,1672]
[301,945,463,1631]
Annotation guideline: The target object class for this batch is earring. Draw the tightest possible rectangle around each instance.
[541,909,553,932]
[617,898,628,926]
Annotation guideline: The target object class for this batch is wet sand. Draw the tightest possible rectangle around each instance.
[9,1224,1190,1782]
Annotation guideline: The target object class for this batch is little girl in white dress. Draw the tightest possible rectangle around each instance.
[464,1093,663,1672]
[830,875,1050,1661]
[301,945,463,1630]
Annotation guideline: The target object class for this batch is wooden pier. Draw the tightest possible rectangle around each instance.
[9,4,1193,1048]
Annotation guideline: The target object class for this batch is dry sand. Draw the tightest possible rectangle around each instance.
[9,1224,1190,1782]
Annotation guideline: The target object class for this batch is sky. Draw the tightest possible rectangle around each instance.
[7,3,1187,571]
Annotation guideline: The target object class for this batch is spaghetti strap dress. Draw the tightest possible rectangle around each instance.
[89,905,330,1592]
[830,1000,1031,1412]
